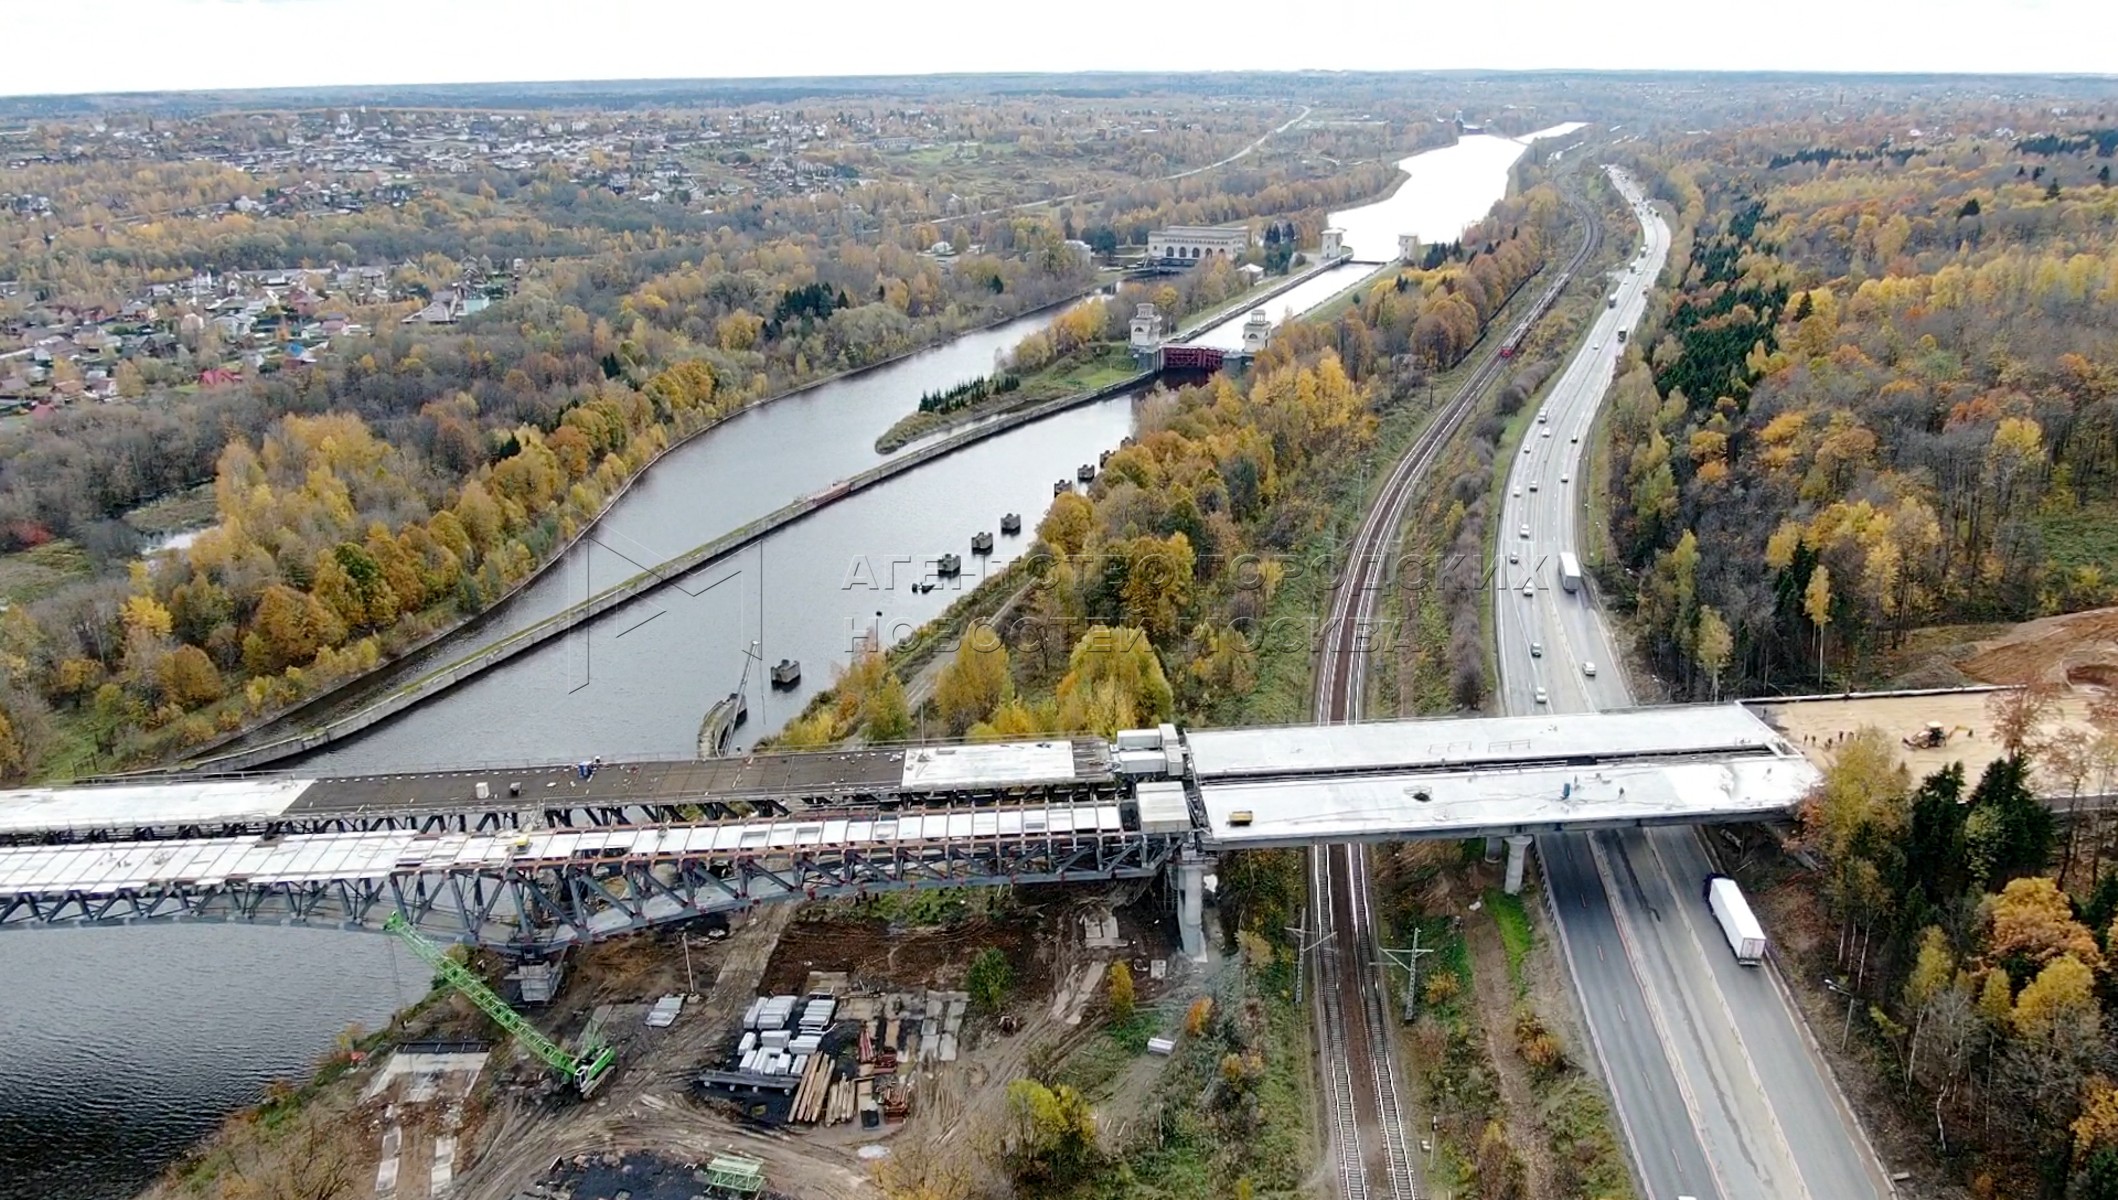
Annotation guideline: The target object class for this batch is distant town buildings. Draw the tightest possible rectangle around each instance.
[1147,224,1251,266]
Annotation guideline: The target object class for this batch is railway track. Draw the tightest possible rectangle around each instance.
[1305,174,1601,1200]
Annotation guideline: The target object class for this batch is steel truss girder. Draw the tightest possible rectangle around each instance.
[0,833,1181,953]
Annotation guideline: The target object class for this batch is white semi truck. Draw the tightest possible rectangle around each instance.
[1558,552,1582,593]
[1703,874,1767,965]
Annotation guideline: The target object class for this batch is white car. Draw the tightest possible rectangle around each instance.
[1560,473,1570,484]
[1529,481,1539,492]
[1512,486,1521,497]
[1570,433,1580,443]
[1530,641,1543,657]
[1519,524,1531,539]
[1521,581,1535,598]
[1538,411,1548,424]
[1542,428,1552,438]
[1508,550,1520,564]
[1582,662,1597,677]
[1534,686,1549,705]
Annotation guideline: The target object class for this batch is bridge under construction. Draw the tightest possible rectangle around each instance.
[0,703,1817,955]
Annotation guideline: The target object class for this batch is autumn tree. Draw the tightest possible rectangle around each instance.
[1107,960,1135,1024]
[935,624,1011,735]
[1038,491,1094,558]
[1054,626,1173,735]
[155,644,224,710]
[1695,605,1734,701]
[862,672,913,742]
[1990,684,2063,757]
[1003,1078,1098,1187]
[1805,563,1833,684]
[1987,877,2103,980]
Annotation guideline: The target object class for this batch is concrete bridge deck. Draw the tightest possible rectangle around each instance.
[0,703,1823,951]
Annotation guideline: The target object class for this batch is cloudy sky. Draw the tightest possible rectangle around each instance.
[0,0,2112,96]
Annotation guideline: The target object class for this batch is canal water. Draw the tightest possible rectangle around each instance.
[0,122,1586,1200]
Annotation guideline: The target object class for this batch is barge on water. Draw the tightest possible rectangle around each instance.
[770,659,802,688]
[936,553,962,578]
[970,532,994,554]
[1000,513,1022,535]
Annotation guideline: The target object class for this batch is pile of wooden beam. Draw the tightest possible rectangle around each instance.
[788,1051,836,1125]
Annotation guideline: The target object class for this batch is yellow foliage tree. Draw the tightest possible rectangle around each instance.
[935,624,1011,735]
[1107,960,1135,1023]
[2012,954,2099,1043]
[1055,626,1173,735]
[1987,876,2105,972]
[120,594,174,640]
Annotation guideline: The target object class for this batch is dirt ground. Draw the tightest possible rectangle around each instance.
[1957,605,2118,687]
[428,883,1187,1200]
[1757,688,2104,783]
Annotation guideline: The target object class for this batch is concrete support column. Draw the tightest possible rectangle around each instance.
[1484,836,1503,863]
[1174,850,1210,962]
[1503,835,1534,896]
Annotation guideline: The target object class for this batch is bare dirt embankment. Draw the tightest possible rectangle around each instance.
[1760,606,2118,783]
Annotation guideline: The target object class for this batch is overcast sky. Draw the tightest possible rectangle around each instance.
[0,0,2112,97]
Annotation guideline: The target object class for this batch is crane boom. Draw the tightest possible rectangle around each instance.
[382,913,615,1095]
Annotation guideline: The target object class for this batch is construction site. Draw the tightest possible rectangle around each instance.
[270,877,1202,1200]
[1759,605,2118,784]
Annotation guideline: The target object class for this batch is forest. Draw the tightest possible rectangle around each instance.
[1801,692,2118,1197]
[1605,115,2118,699]
[0,87,1466,781]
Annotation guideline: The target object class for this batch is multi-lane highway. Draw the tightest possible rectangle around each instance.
[1304,174,1602,1200]
[1492,168,1889,1200]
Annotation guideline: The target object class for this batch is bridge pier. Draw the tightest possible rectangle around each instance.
[1502,835,1533,895]
[1174,849,1210,963]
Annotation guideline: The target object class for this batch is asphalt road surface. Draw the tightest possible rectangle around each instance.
[1490,167,1889,1200]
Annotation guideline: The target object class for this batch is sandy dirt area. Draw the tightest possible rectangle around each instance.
[1756,688,2103,783]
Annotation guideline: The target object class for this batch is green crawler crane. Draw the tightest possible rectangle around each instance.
[383,913,617,1097]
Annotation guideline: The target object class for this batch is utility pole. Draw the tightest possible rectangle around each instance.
[1376,927,1437,1023]
[1285,908,1335,1006]
[1823,977,1857,1050]
[681,933,696,997]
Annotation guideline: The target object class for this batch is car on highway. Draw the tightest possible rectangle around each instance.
[1530,641,1543,657]
[1570,433,1579,443]
[1508,549,1519,563]
[1519,524,1530,538]
[1542,428,1552,437]
[1534,686,1548,704]
[1512,486,1521,496]
[1582,661,1597,677]
[1560,473,1570,483]
[1529,480,1539,492]
[1538,410,1548,423]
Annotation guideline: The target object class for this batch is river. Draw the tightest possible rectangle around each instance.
[0,121,1587,1200]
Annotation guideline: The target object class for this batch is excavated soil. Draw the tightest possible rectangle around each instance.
[1959,605,2118,686]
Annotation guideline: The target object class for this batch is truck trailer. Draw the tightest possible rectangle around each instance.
[1558,552,1582,594]
[1703,874,1767,965]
